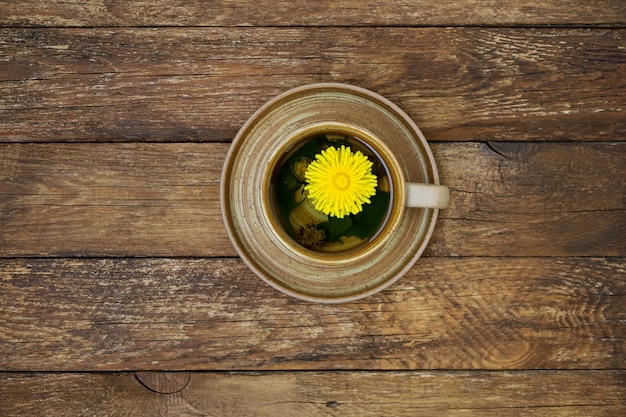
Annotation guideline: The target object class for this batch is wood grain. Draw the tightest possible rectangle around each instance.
[1,371,624,416]
[0,143,229,256]
[1,0,625,27]
[2,1,623,415]
[1,142,623,257]
[0,257,623,371]
[1,28,624,142]
[135,371,191,394]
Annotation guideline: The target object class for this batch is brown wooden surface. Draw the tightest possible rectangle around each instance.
[1,0,625,27]
[1,0,625,415]
[1,257,624,371]
[1,142,624,257]
[1,371,625,417]
[1,28,624,142]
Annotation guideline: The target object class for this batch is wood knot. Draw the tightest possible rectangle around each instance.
[135,371,191,394]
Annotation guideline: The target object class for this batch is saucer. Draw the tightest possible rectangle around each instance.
[221,83,442,303]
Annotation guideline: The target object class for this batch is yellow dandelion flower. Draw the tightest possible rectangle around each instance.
[304,145,378,218]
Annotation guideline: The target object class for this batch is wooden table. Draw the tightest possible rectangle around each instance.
[1,1,625,415]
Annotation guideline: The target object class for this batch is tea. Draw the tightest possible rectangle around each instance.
[270,132,392,252]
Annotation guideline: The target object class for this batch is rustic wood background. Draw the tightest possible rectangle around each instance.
[1,1,624,415]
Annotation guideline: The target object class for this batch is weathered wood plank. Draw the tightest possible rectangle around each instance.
[0,257,623,371]
[327,28,626,142]
[1,28,624,142]
[1,0,625,27]
[0,143,230,256]
[1,371,624,417]
[0,27,322,142]
[1,142,624,257]
[432,141,626,257]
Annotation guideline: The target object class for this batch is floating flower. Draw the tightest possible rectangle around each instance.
[296,224,326,248]
[304,145,377,218]
[291,156,312,182]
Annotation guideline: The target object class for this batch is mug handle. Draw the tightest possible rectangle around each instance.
[406,183,450,209]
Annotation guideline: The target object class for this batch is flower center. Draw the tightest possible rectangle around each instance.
[333,173,350,191]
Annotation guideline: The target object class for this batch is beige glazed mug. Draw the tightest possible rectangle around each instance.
[221,83,449,303]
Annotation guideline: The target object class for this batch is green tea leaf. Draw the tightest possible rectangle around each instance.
[349,191,390,238]
[327,215,353,238]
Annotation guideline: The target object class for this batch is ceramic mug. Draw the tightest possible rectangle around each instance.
[221,83,449,303]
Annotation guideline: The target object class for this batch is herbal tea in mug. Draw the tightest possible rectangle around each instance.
[271,132,392,252]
